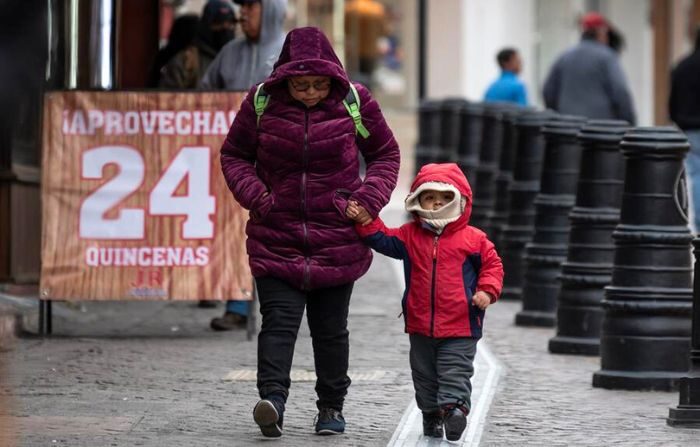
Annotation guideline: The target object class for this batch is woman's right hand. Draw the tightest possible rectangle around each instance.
[251,190,274,221]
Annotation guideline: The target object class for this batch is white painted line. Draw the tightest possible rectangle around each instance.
[462,343,502,447]
[384,250,504,447]
[386,402,420,447]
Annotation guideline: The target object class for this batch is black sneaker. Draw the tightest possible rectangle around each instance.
[197,300,219,308]
[253,398,284,437]
[443,406,467,441]
[422,410,443,438]
[210,312,247,331]
[314,407,345,435]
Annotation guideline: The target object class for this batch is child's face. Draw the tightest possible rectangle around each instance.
[287,76,331,107]
[419,190,455,211]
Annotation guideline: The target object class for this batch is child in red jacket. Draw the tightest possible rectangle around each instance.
[346,163,503,441]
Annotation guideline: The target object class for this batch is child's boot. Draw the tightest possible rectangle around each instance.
[422,410,444,438]
[443,405,468,441]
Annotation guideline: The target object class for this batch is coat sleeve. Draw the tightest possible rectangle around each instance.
[219,85,271,214]
[605,56,636,125]
[476,234,504,302]
[350,83,401,219]
[198,51,224,89]
[542,58,561,110]
[158,52,189,89]
[355,218,409,260]
[515,83,528,106]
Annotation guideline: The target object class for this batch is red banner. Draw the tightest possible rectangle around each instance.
[40,91,251,300]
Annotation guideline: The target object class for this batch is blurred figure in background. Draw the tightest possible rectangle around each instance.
[670,26,700,232]
[199,0,287,90]
[147,14,199,88]
[543,12,636,124]
[159,1,237,89]
[344,0,387,90]
[203,0,288,331]
[484,48,528,106]
[608,26,625,53]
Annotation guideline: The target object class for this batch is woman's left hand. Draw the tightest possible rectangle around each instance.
[346,200,372,225]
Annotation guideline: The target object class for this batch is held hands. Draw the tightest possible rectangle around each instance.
[472,291,493,310]
[346,200,373,225]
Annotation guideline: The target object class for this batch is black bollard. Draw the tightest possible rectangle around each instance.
[549,120,630,355]
[457,102,484,181]
[489,107,526,249]
[440,98,467,164]
[667,237,700,427]
[593,127,692,391]
[500,110,551,301]
[515,114,587,327]
[471,103,510,230]
[415,99,443,174]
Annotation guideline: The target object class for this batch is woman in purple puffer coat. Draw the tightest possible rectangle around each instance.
[220,27,400,438]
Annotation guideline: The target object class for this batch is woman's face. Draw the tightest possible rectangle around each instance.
[287,76,331,107]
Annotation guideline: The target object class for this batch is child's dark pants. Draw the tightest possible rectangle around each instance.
[409,333,478,413]
[256,276,353,411]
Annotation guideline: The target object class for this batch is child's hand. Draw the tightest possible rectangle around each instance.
[346,200,373,225]
[472,291,493,310]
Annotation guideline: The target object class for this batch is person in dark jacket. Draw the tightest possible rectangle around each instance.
[543,12,636,124]
[348,163,503,441]
[220,27,400,437]
[147,14,199,88]
[670,26,700,232]
[159,0,237,89]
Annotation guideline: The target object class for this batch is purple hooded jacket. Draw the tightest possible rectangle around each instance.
[220,27,400,290]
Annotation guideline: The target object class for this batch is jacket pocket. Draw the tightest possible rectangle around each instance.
[250,191,275,223]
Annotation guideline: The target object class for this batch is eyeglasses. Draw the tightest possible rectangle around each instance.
[289,79,332,92]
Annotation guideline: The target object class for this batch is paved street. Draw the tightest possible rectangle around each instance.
[1,206,698,446]
[2,106,700,445]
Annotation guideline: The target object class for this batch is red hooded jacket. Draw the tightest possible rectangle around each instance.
[356,163,504,338]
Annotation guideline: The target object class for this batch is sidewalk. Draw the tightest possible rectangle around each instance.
[2,110,699,445]
[3,204,699,446]
[0,208,414,447]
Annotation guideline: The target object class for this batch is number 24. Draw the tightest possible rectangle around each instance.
[79,145,215,240]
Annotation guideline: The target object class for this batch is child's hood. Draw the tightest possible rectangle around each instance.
[262,27,351,105]
[407,163,473,228]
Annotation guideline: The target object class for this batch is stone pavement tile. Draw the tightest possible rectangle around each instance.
[479,300,699,447]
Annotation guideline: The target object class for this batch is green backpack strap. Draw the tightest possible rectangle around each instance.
[253,82,269,127]
[254,81,370,139]
[343,83,370,139]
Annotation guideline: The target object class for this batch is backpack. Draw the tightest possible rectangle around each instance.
[253,82,370,139]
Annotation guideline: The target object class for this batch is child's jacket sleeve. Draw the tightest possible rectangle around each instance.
[476,235,504,302]
[355,218,409,260]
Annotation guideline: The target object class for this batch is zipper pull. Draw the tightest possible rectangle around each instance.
[432,236,439,259]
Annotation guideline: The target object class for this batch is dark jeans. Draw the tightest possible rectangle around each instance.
[256,276,353,410]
